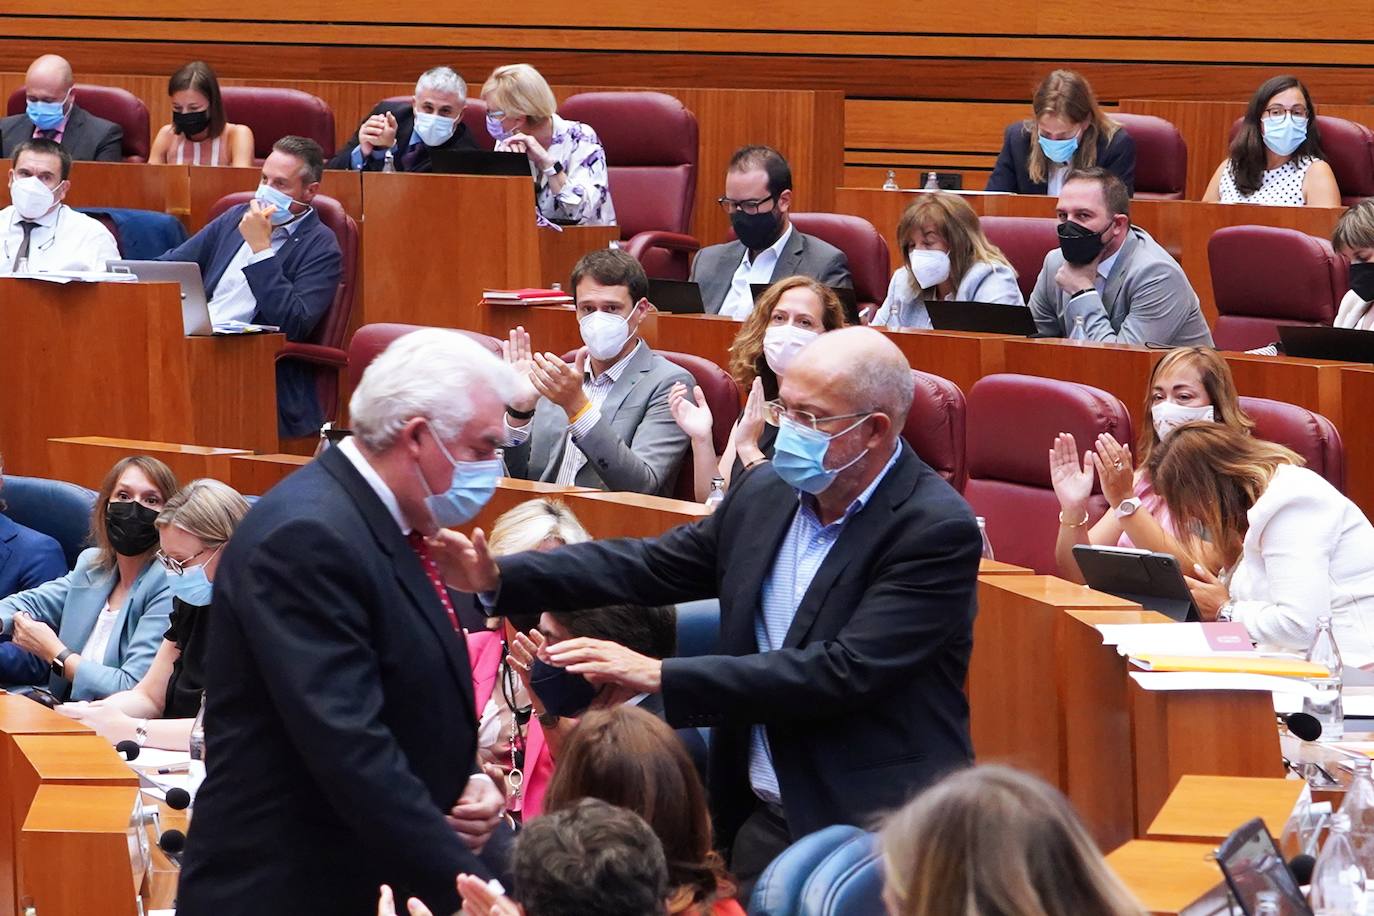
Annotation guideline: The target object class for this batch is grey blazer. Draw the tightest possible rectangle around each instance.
[0,106,124,162]
[504,344,693,495]
[690,228,852,315]
[1028,225,1213,348]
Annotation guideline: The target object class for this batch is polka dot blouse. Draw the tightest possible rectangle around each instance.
[1219,156,1315,206]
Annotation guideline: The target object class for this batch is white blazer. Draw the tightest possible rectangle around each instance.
[1229,464,1374,666]
[1334,289,1374,331]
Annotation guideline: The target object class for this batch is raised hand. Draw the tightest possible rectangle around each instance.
[669,382,714,442]
[1048,432,1094,517]
[500,326,539,414]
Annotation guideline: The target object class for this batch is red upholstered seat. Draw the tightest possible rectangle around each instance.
[211,191,358,423]
[220,87,336,165]
[964,374,1133,574]
[7,84,150,162]
[1208,225,1347,351]
[1112,113,1187,200]
[1229,114,1374,205]
[381,95,496,152]
[784,213,891,319]
[905,369,967,492]
[348,324,502,391]
[1240,396,1345,492]
[562,92,700,281]
[658,351,740,501]
[979,216,1060,303]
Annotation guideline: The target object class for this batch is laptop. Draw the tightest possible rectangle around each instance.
[107,259,214,336]
[749,283,862,326]
[1277,324,1374,364]
[926,300,1040,336]
[428,149,532,177]
[1071,544,1198,622]
[648,279,706,314]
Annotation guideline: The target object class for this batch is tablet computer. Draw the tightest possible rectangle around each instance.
[1278,325,1374,365]
[1071,544,1198,622]
[926,300,1039,336]
[649,278,706,314]
[1216,817,1313,916]
[429,149,532,177]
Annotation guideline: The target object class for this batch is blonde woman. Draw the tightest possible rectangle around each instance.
[1330,200,1374,330]
[481,63,616,226]
[881,766,1146,916]
[870,192,1022,329]
[986,69,1135,196]
[58,479,250,749]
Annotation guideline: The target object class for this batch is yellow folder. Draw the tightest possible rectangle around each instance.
[1130,654,1330,678]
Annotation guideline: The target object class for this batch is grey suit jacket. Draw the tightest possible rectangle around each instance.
[0,106,124,162]
[690,228,852,315]
[504,343,693,495]
[1028,225,1213,347]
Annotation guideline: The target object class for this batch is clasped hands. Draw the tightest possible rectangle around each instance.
[501,326,588,421]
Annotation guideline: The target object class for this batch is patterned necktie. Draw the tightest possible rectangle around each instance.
[406,532,460,631]
[399,142,427,172]
[11,220,38,272]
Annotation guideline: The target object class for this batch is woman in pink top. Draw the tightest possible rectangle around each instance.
[148,61,254,167]
[1048,347,1254,583]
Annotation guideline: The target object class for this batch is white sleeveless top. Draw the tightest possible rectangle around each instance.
[173,135,224,166]
[1218,156,1313,206]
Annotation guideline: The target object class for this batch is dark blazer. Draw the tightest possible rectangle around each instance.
[636,692,709,782]
[177,446,490,916]
[0,105,123,162]
[158,204,342,437]
[494,444,981,844]
[0,514,68,684]
[690,229,852,316]
[327,101,480,172]
[986,121,1137,196]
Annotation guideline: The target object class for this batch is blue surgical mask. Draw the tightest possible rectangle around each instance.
[166,564,214,606]
[1038,132,1080,164]
[1262,114,1308,157]
[413,111,457,147]
[26,93,68,131]
[419,421,503,529]
[529,658,599,717]
[253,182,301,226]
[486,113,514,143]
[771,415,872,495]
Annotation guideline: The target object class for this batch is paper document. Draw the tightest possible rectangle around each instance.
[1097,622,1253,656]
[213,320,280,334]
[1131,671,1316,695]
[13,269,140,283]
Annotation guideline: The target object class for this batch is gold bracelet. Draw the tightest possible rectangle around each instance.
[1059,509,1090,527]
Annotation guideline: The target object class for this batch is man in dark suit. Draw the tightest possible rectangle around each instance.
[437,326,982,894]
[690,145,851,318]
[158,135,342,437]
[328,66,480,173]
[0,55,122,162]
[0,457,68,684]
[177,328,516,916]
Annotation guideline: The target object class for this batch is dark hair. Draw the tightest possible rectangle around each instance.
[12,137,72,181]
[550,603,676,659]
[513,797,669,916]
[544,707,733,912]
[570,248,649,305]
[1228,75,1324,197]
[1063,166,1131,217]
[168,60,226,139]
[90,456,179,571]
[729,145,792,197]
[271,135,324,184]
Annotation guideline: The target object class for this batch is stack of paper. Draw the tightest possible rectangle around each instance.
[483,287,575,305]
[1097,621,1255,657]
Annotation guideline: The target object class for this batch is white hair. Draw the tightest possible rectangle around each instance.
[415,67,467,101]
[349,329,516,451]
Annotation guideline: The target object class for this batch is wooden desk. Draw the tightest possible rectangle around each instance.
[564,490,710,539]
[226,452,314,496]
[1341,366,1374,514]
[1105,840,1223,916]
[977,559,1032,575]
[0,280,280,476]
[19,785,143,916]
[47,437,252,490]
[467,479,590,537]
[1146,775,1306,845]
[63,161,188,220]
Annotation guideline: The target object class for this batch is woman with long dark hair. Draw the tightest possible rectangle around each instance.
[148,61,254,167]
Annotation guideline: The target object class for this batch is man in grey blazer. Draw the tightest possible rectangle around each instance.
[503,248,693,496]
[1030,167,1213,347]
[0,55,123,162]
[691,145,851,318]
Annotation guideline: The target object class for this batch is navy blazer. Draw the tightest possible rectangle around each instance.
[0,514,69,685]
[159,204,343,437]
[986,122,1137,197]
[326,101,480,173]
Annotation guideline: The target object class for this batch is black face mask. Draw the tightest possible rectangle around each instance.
[172,110,211,137]
[1057,219,1111,266]
[529,658,599,717]
[731,206,784,253]
[105,501,161,557]
[1351,262,1374,303]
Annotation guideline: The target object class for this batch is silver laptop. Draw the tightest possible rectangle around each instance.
[107,259,214,336]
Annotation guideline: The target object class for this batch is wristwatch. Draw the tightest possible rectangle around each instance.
[50,649,72,679]
[1070,288,1097,300]
[1114,496,1143,519]
[541,161,565,178]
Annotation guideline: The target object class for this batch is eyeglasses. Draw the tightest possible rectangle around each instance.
[486,109,507,121]
[1263,105,1309,120]
[717,195,776,216]
[764,399,875,432]
[156,544,219,576]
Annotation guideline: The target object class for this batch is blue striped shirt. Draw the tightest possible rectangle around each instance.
[749,444,903,805]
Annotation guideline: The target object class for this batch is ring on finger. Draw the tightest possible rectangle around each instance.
[1113,461,1124,470]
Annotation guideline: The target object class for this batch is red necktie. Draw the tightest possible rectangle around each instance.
[407,532,460,632]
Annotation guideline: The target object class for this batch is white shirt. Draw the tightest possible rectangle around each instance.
[337,437,409,535]
[1335,288,1374,331]
[1047,164,1070,196]
[207,209,310,326]
[720,224,795,320]
[80,601,122,665]
[0,204,119,275]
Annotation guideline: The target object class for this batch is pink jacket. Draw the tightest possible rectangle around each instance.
[466,630,555,819]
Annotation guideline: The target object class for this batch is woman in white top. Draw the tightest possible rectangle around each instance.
[148,61,254,168]
[1331,200,1374,330]
[871,192,1022,329]
[1202,76,1339,208]
[0,456,177,700]
[1149,423,1374,665]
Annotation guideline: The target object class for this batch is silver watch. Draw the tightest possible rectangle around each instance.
[1114,496,1142,519]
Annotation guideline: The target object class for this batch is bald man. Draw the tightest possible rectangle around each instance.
[0,55,123,161]
[435,327,982,894]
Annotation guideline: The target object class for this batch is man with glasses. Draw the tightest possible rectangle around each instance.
[691,145,851,318]
[0,55,122,161]
[434,326,982,898]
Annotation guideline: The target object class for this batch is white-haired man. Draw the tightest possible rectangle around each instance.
[177,329,516,916]
[328,66,479,172]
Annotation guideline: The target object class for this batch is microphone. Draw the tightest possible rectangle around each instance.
[1288,853,1316,886]
[1284,712,1322,743]
[165,787,191,811]
[115,740,141,761]
[158,828,186,867]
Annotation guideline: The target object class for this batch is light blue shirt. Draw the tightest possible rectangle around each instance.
[206,210,311,327]
[748,442,903,805]
[349,127,422,169]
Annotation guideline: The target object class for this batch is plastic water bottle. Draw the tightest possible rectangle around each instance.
[1343,757,1374,875]
[188,692,207,796]
[976,517,994,560]
[382,149,396,173]
[1310,811,1366,915]
[704,477,726,512]
[924,171,940,190]
[1304,615,1345,740]
[1068,315,1088,344]
[882,170,900,191]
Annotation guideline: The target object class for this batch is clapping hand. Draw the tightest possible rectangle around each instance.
[1088,432,1135,508]
[359,111,398,156]
[530,350,589,420]
[500,327,540,415]
[377,884,433,916]
[669,382,714,442]
[735,378,768,466]
[457,875,522,916]
[1048,432,1094,519]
